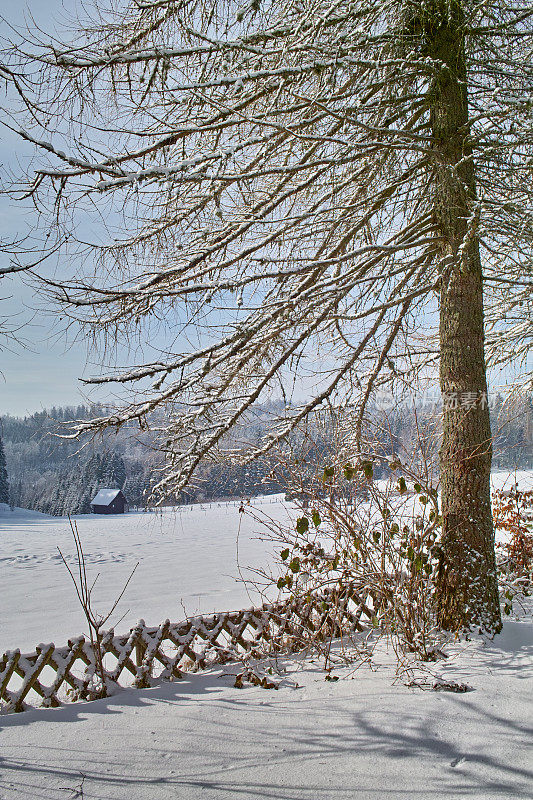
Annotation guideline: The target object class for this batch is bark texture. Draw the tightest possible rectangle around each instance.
[426,1,502,632]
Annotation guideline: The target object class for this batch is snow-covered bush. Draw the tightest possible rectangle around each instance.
[245,415,447,667]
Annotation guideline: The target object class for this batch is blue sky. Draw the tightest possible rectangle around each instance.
[1,0,96,416]
[0,1,529,418]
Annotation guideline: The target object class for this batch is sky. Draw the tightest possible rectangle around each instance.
[0,0,97,416]
[0,1,530,419]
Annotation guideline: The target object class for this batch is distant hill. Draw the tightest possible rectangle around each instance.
[0,403,282,515]
[1,395,530,515]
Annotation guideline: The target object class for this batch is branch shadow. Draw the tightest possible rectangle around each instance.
[1,660,532,799]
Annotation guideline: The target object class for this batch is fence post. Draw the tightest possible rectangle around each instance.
[134,620,151,688]
[135,640,146,669]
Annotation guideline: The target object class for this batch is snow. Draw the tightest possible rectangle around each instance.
[0,475,532,799]
[90,488,123,505]
[491,470,533,493]
[0,496,289,654]
[1,472,532,655]
[0,618,531,800]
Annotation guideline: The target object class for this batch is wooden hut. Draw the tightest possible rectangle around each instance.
[90,488,129,515]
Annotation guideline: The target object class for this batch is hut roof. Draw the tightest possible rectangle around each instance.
[90,488,123,506]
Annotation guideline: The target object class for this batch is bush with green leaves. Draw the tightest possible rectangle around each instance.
[247,432,447,665]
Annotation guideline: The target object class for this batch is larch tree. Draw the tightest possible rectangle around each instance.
[2,0,532,632]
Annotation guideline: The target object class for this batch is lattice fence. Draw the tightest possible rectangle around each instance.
[0,583,377,713]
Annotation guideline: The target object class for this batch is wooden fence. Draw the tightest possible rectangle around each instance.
[0,583,376,713]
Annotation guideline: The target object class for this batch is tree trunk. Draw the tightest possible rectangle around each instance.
[427,2,502,633]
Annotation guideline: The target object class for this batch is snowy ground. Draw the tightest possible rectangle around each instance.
[0,616,531,800]
[0,471,532,800]
[490,470,533,494]
[0,496,291,654]
[0,471,531,655]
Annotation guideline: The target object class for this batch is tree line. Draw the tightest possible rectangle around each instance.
[1,396,531,515]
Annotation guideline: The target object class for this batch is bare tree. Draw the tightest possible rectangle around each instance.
[2,0,532,632]
[58,518,138,698]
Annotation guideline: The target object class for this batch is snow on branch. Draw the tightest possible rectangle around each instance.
[1,0,531,495]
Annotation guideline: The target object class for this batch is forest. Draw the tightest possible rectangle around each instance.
[2,394,531,515]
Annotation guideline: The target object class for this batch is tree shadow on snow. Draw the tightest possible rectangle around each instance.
[0,663,532,799]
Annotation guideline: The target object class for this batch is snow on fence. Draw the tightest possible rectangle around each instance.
[0,583,376,713]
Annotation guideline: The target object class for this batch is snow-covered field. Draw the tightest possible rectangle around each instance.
[0,617,531,800]
[490,470,533,494]
[1,472,531,655]
[0,472,531,800]
[0,496,291,655]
